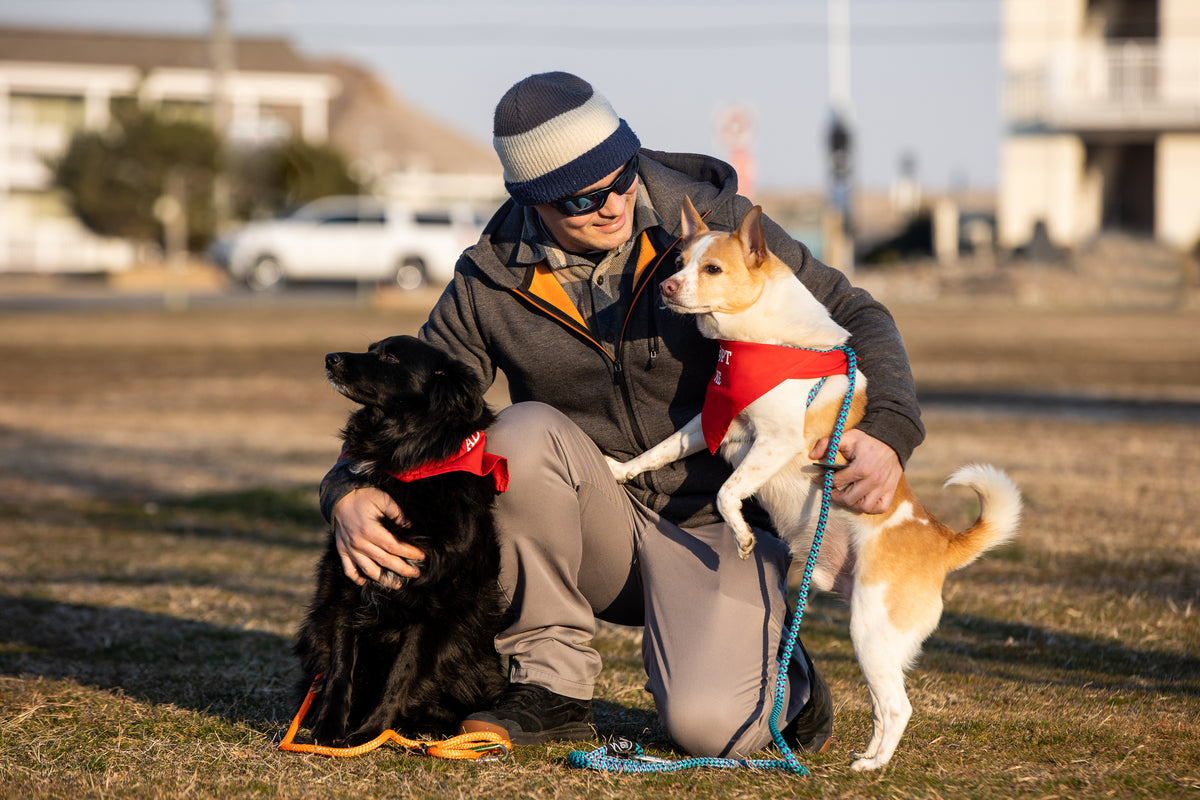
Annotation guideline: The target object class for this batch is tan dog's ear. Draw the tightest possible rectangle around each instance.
[680,196,708,240]
[735,206,768,266]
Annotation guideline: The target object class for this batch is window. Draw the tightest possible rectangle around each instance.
[9,93,86,129]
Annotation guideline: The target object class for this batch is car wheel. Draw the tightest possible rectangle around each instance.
[393,257,427,291]
[246,256,285,292]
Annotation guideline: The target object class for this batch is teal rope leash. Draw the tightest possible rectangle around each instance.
[568,345,857,774]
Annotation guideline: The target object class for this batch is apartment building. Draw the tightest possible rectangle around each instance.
[0,26,502,273]
[0,26,342,272]
[1000,0,1200,252]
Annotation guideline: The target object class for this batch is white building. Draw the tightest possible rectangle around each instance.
[1000,0,1200,252]
[0,26,344,272]
[0,26,503,274]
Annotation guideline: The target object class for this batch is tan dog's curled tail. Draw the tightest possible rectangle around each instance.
[942,464,1022,572]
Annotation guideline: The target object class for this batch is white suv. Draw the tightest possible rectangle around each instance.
[210,195,483,291]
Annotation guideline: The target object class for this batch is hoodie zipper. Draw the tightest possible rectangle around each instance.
[509,221,700,453]
[609,242,678,449]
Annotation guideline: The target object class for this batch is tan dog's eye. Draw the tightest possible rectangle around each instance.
[674,254,683,268]
[704,263,722,275]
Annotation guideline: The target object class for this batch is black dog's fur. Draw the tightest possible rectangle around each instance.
[293,335,507,746]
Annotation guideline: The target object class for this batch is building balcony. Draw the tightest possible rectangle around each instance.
[1006,39,1200,133]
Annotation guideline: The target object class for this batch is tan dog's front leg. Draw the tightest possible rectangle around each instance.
[608,414,706,483]
[717,439,803,559]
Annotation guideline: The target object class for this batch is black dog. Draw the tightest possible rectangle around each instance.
[293,335,508,746]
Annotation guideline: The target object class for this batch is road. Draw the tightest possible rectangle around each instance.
[4,272,1199,424]
[0,273,441,314]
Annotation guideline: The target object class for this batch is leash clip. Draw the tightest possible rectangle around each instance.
[603,737,671,764]
[472,742,510,762]
[605,737,644,758]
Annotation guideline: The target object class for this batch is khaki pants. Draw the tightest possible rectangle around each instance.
[484,402,813,758]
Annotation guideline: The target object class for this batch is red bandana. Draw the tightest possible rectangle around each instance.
[701,340,849,454]
[389,431,509,492]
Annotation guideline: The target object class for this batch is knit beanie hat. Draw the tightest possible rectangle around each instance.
[492,72,641,206]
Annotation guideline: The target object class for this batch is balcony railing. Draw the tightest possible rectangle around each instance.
[1007,39,1200,131]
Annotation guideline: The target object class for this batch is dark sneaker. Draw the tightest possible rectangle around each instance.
[782,646,833,753]
[459,682,595,745]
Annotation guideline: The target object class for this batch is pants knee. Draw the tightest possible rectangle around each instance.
[487,401,573,472]
[659,694,771,758]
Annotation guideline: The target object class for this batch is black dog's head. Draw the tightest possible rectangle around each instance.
[326,335,493,476]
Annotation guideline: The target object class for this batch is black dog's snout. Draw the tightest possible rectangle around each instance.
[325,352,343,369]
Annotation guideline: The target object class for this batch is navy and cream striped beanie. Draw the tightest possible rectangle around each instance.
[492,72,641,206]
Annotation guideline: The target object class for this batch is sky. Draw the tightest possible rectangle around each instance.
[0,0,1003,194]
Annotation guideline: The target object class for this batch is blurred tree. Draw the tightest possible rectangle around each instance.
[54,107,361,251]
[230,138,361,220]
[53,105,219,251]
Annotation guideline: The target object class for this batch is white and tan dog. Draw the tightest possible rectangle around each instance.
[608,198,1022,771]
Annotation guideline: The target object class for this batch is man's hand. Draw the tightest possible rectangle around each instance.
[809,429,902,515]
[331,487,425,587]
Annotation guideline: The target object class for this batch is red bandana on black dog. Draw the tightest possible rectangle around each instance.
[701,341,849,454]
[391,431,509,492]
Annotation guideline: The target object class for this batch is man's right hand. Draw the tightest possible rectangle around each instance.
[331,487,425,588]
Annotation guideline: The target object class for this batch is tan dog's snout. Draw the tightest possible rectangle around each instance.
[659,277,682,298]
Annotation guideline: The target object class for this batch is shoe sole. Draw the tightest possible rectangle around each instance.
[461,718,595,746]
[509,721,596,746]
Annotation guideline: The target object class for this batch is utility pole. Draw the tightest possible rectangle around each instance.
[210,0,234,232]
[155,169,190,311]
[826,0,855,273]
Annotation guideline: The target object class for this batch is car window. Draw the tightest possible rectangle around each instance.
[288,197,387,224]
[317,213,365,225]
[413,212,453,226]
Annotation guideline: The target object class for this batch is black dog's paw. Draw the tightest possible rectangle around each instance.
[342,724,392,747]
[310,719,350,747]
[307,688,353,746]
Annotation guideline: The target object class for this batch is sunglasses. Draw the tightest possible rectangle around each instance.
[549,155,640,217]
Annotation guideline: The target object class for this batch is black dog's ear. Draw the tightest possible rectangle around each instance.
[427,362,486,427]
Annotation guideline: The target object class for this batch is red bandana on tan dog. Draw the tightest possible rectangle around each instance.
[701,340,849,454]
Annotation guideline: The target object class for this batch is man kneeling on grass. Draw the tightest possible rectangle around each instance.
[320,71,924,756]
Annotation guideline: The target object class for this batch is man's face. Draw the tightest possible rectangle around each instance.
[534,164,638,254]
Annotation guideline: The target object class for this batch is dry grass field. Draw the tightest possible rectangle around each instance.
[1,281,1198,799]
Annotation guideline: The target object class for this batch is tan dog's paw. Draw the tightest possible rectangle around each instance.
[736,533,757,560]
[851,755,888,772]
[717,493,757,559]
[606,456,632,484]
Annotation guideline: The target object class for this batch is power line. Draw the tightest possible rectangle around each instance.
[283,22,1000,47]
[0,4,1004,51]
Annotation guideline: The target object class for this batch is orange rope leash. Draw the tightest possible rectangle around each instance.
[279,678,511,761]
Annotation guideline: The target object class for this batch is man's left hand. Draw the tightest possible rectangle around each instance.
[809,429,901,514]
